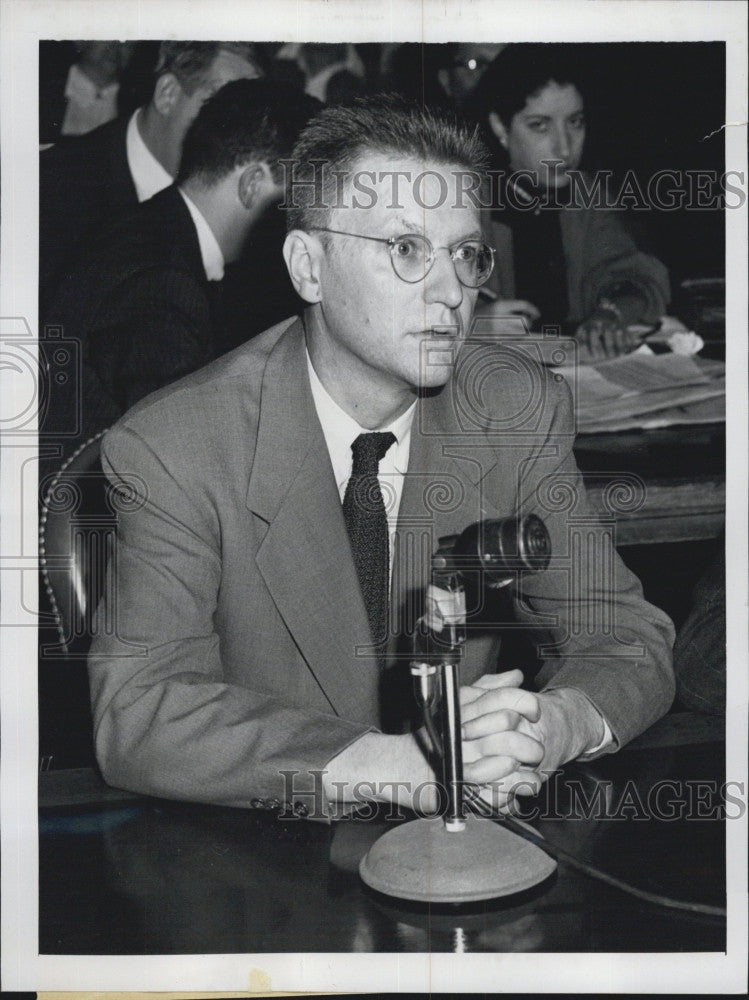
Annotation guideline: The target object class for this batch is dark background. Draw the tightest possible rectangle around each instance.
[40,39,727,285]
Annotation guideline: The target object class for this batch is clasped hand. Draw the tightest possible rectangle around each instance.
[460,669,547,813]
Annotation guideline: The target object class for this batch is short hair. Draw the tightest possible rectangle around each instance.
[473,43,587,126]
[177,79,321,187]
[285,92,489,232]
[155,41,263,95]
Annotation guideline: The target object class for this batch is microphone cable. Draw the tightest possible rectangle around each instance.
[420,701,726,919]
[462,782,727,919]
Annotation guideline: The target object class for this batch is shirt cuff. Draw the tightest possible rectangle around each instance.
[581,716,614,757]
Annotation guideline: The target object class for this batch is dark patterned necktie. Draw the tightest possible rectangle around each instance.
[342,431,396,655]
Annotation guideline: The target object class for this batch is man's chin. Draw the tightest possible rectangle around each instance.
[417,338,462,387]
[415,366,456,392]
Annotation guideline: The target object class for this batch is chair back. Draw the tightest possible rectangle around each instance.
[40,431,113,655]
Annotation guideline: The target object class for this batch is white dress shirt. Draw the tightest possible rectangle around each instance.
[126,108,173,203]
[306,350,415,575]
[177,190,225,282]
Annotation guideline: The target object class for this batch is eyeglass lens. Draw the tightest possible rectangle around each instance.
[389,235,493,288]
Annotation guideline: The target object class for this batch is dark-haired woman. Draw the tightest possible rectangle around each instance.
[476,44,670,359]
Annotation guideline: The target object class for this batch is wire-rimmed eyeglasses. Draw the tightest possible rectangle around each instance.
[307,227,496,289]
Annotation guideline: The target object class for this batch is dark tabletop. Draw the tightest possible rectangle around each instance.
[39,713,726,954]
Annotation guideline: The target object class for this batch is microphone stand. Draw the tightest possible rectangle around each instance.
[360,516,558,903]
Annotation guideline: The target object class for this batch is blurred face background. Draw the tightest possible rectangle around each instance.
[170,47,264,144]
[437,43,505,107]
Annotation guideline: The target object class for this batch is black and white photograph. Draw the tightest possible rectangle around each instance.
[1,0,747,993]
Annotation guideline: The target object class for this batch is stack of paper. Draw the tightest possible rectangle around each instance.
[555,352,725,434]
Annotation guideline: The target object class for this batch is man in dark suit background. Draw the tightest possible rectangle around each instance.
[39,41,263,307]
[41,79,317,480]
[88,96,675,819]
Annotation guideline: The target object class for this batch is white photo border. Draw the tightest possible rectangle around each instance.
[1,0,747,992]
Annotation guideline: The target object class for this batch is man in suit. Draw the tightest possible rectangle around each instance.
[38,41,138,143]
[88,96,675,818]
[39,41,263,307]
[41,79,317,479]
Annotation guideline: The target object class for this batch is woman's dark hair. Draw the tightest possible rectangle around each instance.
[472,43,588,127]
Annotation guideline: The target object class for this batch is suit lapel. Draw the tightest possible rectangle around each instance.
[246,321,380,724]
[388,382,498,656]
[164,186,211,282]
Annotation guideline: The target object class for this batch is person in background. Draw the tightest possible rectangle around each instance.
[274,43,366,104]
[384,43,503,114]
[672,543,726,717]
[434,43,505,112]
[39,41,136,142]
[473,43,670,359]
[40,80,317,480]
[39,41,263,307]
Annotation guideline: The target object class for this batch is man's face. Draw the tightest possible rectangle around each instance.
[172,48,263,140]
[314,154,482,394]
[505,81,585,188]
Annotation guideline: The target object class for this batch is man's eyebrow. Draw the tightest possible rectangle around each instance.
[391,218,484,244]
[391,215,424,232]
[456,228,482,242]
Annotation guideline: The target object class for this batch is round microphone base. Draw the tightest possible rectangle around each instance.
[359,813,556,904]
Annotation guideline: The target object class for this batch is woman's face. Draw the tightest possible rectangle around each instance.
[494,81,586,189]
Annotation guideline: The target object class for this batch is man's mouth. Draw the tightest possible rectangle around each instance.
[419,327,464,374]
[418,325,461,338]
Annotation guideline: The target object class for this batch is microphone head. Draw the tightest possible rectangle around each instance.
[444,514,551,583]
[518,513,552,570]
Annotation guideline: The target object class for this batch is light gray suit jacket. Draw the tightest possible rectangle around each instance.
[88,317,675,808]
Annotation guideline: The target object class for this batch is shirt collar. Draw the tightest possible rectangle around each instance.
[126,108,173,203]
[305,348,416,455]
[177,189,225,282]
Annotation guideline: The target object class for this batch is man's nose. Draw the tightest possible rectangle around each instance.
[425,249,464,310]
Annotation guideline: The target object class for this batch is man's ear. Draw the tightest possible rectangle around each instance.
[237,161,277,210]
[488,111,509,148]
[152,73,182,116]
[283,230,323,304]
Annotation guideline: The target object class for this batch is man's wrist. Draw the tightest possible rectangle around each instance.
[538,687,607,768]
[323,732,434,810]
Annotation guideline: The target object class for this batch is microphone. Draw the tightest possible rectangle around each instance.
[360,513,557,903]
[432,514,551,586]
